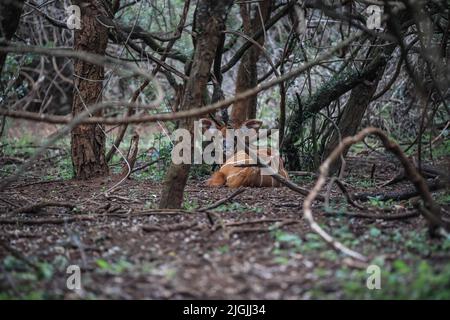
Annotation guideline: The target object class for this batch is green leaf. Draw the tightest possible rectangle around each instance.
[369,227,382,237]
[96,259,111,270]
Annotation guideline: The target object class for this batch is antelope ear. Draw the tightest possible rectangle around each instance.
[199,118,217,132]
[243,119,263,130]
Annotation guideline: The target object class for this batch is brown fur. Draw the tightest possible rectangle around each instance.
[207,150,289,188]
[207,171,227,186]
[201,118,289,188]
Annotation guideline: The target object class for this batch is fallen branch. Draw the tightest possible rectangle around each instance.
[225,218,297,227]
[325,177,366,211]
[303,127,448,263]
[0,156,24,165]
[228,219,298,236]
[378,163,448,188]
[130,208,194,216]
[6,178,65,189]
[0,216,93,225]
[198,188,245,211]
[354,178,447,202]
[197,188,246,227]
[7,201,76,215]
[130,158,161,174]
[323,210,420,220]
[142,220,198,233]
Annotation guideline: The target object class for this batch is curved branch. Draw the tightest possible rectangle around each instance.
[303,127,448,262]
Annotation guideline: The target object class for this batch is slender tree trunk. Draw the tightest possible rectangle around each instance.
[71,1,110,179]
[231,0,272,126]
[0,0,25,76]
[159,0,233,209]
[322,42,397,174]
[282,40,397,170]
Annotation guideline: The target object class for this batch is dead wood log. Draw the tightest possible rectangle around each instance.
[354,178,447,202]
[0,216,93,225]
[142,220,199,233]
[7,201,76,215]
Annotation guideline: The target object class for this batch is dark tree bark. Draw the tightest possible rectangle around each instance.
[282,41,397,170]
[0,0,25,76]
[321,43,397,174]
[71,1,111,179]
[159,0,233,209]
[321,61,391,172]
[231,0,272,126]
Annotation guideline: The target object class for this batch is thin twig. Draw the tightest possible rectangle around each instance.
[198,188,246,211]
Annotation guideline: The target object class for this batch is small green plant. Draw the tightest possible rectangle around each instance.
[436,192,450,206]
[303,232,327,252]
[323,199,348,214]
[214,202,262,213]
[369,227,382,238]
[144,200,156,209]
[133,133,173,182]
[367,196,394,209]
[182,198,199,210]
[190,163,213,179]
[290,174,316,184]
[96,258,132,274]
[271,230,303,264]
[56,155,73,180]
[216,245,229,254]
[2,133,35,158]
[1,54,33,104]
[346,175,374,188]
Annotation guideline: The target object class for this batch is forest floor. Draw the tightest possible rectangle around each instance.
[0,131,449,299]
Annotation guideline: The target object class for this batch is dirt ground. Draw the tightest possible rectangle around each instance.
[1,152,449,299]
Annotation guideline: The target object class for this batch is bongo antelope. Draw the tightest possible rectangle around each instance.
[200,118,289,188]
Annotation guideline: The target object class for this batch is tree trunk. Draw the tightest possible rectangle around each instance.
[159,0,233,209]
[71,1,110,179]
[322,42,397,174]
[231,0,272,126]
[0,0,25,76]
[282,40,397,170]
